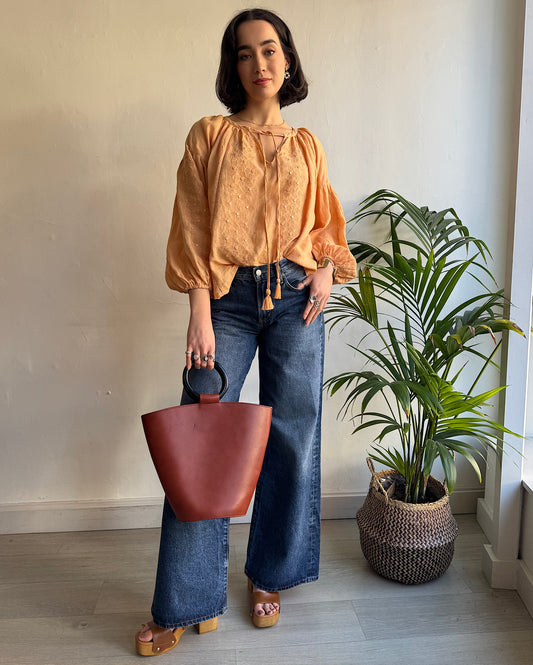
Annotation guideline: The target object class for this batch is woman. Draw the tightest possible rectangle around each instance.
[136,8,357,657]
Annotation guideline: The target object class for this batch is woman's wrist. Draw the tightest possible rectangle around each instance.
[317,257,337,281]
[188,288,211,317]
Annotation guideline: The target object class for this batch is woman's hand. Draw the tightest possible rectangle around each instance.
[297,264,334,326]
[186,289,215,370]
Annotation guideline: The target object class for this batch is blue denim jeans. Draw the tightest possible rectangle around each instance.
[151,259,324,628]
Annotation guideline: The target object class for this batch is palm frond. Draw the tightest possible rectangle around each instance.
[327,189,524,502]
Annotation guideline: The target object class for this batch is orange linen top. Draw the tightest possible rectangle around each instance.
[166,115,357,299]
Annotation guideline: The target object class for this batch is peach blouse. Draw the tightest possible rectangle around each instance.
[165,115,356,299]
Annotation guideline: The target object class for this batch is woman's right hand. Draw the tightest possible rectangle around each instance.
[186,289,215,370]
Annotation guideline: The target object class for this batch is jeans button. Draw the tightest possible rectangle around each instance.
[255,269,262,277]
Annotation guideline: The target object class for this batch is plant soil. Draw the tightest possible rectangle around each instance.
[380,474,445,503]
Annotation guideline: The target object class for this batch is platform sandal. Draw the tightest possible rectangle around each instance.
[135,617,218,657]
[248,579,280,628]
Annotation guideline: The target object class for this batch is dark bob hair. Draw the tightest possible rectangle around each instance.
[216,8,308,114]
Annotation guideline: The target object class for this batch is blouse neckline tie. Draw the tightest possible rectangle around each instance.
[248,127,287,311]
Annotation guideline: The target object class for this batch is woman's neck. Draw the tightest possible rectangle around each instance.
[235,100,284,127]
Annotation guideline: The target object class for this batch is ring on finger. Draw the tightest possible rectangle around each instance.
[193,353,200,361]
[314,301,320,310]
[207,354,215,360]
[309,295,317,304]
[185,350,192,355]
[202,354,209,363]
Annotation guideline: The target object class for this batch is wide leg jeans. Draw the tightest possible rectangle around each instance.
[151,259,324,628]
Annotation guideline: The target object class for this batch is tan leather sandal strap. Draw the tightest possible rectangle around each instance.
[146,621,176,654]
[251,590,280,605]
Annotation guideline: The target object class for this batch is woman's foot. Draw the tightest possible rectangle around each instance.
[135,618,217,656]
[137,624,153,643]
[251,584,280,617]
[135,622,185,656]
[248,579,280,627]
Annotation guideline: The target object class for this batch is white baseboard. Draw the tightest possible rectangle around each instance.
[320,488,482,519]
[517,560,533,618]
[481,543,518,589]
[0,498,165,534]
[0,488,484,534]
[477,497,496,543]
[321,492,364,519]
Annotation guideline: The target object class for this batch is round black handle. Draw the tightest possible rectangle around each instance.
[182,361,229,401]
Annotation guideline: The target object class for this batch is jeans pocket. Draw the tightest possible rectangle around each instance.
[281,261,307,292]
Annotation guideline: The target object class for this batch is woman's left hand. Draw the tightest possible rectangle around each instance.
[297,264,334,326]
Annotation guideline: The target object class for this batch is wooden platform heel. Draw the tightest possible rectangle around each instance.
[196,617,218,634]
[135,617,218,657]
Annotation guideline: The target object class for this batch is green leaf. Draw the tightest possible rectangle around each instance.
[389,381,411,416]
[423,439,437,478]
[434,441,457,493]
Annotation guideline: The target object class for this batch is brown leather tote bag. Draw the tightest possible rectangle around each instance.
[141,363,272,522]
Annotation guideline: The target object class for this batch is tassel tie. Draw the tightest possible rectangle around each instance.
[254,129,285,310]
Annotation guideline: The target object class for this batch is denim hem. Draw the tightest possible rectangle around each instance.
[244,572,319,593]
[150,606,227,630]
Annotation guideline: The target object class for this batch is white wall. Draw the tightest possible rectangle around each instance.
[0,0,525,530]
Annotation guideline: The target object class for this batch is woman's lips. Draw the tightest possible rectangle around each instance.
[253,79,271,86]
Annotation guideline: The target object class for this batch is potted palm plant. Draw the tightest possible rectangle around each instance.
[325,189,524,584]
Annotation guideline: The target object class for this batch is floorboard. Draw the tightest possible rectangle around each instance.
[1,516,532,664]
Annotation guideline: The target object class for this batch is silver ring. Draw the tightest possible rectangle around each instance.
[202,355,209,362]
[208,354,215,360]
[309,295,317,304]
[314,301,320,309]
[185,350,192,355]
[193,353,200,361]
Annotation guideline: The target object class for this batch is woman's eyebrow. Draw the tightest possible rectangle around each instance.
[236,39,277,53]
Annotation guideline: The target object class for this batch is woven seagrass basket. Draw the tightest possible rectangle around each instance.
[356,459,459,584]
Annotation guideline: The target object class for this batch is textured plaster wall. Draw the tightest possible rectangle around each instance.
[0,0,524,507]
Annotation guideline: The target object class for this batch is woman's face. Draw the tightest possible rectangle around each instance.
[235,20,289,108]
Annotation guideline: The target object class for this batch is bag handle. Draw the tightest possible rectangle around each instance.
[366,457,390,503]
[182,361,229,402]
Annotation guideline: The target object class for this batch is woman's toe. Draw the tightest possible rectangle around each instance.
[254,603,266,616]
[137,627,153,643]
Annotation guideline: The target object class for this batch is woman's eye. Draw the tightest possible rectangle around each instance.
[239,54,251,61]
[265,49,275,56]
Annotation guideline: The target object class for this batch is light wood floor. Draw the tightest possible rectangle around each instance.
[1,515,533,664]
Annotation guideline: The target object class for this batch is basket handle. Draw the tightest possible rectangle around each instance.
[366,457,389,502]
